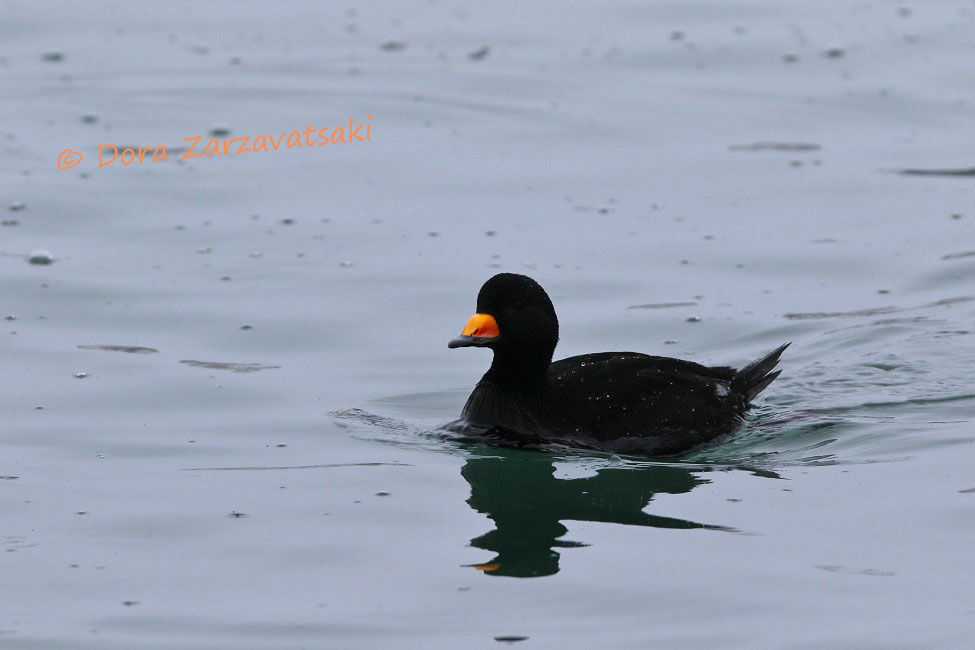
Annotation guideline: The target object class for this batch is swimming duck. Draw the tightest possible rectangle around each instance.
[445,273,788,456]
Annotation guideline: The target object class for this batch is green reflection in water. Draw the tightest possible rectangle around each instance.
[460,448,740,578]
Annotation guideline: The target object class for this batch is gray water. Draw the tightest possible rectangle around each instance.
[2,1,974,647]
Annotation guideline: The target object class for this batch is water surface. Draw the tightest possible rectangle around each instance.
[2,1,974,647]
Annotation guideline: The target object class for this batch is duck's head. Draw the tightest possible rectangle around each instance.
[449,274,559,378]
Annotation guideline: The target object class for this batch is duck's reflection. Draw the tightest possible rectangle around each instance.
[461,449,736,578]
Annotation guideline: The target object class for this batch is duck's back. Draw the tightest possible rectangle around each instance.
[544,352,747,449]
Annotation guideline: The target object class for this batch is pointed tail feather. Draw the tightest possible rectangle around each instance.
[732,342,790,403]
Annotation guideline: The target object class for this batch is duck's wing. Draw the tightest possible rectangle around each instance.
[551,352,737,392]
[547,352,746,440]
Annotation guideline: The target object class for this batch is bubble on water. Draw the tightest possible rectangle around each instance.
[40,51,65,62]
[74,372,88,379]
[240,324,253,330]
[208,124,231,137]
[782,53,800,63]
[280,218,295,225]
[669,31,685,41]
[380,40,407,52]
[1,219,18,226]
[228,511,248,518]
[4,315,14,321]
[686,316,702,323]
[375,491,391,497]
[8,202,25,211]
[28,249,54,265]
[81,114,97,124]
[339,260,354,268]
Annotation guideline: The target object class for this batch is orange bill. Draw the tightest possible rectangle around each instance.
[448,313,500,348]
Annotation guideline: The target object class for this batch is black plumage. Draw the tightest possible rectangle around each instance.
[445,273,789,456]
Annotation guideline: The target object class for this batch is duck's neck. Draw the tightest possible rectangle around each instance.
[461,377,545,435]
[483,347,552,392]
[460,348,552,434]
